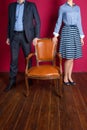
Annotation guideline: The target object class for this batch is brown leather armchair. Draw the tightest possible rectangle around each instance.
[25,38,62,97]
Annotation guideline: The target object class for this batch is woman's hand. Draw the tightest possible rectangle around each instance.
[81,38,84,46]
[52,36,58,45]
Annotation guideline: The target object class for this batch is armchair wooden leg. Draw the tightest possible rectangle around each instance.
[56,79,60,97]
[25,77,29,97]
[55,77,63,98]
[54,79,60,97]
[59,75,63,98]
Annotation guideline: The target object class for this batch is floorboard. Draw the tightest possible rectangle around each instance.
[0,73,87,130]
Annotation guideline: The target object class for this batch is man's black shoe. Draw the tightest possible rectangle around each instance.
[4,80,16,92]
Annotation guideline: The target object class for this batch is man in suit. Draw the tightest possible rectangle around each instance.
[4,0,41,91]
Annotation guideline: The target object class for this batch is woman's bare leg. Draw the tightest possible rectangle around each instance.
[68,59,73,82]
[64,59,73,82]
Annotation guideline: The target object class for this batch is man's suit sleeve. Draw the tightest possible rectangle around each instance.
[7,4,11,39]
[32,3,41,38]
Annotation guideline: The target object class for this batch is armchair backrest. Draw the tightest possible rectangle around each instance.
[35,38,57,65]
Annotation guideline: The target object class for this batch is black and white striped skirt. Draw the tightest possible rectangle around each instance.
[59,25,82,59]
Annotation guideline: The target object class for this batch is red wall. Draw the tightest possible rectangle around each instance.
[0,0,87,72]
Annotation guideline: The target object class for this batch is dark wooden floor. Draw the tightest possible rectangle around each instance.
[0,73,87,130]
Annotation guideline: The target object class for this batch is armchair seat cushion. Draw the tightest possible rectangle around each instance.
[27,65,60,79]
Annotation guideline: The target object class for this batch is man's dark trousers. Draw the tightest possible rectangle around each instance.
[10,31,30,81]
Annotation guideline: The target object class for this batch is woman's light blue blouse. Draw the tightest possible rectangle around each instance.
[53,3,84,38]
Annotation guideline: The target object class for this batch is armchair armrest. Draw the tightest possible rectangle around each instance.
[25,53,35,74]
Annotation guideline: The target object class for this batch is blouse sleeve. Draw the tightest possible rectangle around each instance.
[53,6,63,37]
[77,7,85,38]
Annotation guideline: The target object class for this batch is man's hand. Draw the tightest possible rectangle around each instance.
[52,36,58,45]
[33,38,39,46]
[6,38,10,45]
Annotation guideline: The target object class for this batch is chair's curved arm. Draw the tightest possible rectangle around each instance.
[56,53,62,74]
[26,53,35,60]
[25,53,35,74]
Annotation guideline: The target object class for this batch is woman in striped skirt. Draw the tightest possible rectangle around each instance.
[52,0,85,85]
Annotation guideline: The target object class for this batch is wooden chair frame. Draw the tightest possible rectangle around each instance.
[25,38,62,97]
